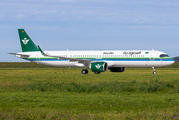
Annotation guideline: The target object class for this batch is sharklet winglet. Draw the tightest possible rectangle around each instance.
[37,45,47,56]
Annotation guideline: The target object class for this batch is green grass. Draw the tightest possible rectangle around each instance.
[0,62,179,119]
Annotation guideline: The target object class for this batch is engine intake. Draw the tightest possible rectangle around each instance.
[89,62,108,72]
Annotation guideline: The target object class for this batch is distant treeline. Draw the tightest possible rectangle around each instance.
[0,62,179,68]
[173,56,179,62]
[0,62,59,68]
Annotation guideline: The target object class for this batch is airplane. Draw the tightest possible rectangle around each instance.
[9,29,175,74]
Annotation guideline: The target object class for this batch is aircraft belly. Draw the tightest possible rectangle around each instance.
[36,61,174,68]
[113,61,174,67]
[35,61,78,67]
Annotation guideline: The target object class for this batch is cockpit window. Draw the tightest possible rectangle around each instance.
[160,54,169,57]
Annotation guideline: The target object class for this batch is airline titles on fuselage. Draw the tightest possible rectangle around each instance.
[103,52,114,54]
[103,51,142,56]
[123,51,141,56]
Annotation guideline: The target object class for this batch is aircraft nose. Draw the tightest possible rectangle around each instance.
[171,58,175,64]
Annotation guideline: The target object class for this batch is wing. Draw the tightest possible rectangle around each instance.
[37,45,92,65]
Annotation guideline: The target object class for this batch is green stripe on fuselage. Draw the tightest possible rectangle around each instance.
[25,57,173,60]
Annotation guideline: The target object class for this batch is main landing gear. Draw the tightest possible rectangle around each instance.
[152,67,157,74]
[81,69,101,74]
[81,70,101,74]
[81,69,88,74]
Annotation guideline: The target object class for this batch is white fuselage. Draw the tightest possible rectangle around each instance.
[16,50,175,68]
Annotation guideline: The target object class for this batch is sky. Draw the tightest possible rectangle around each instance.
[0,0,179,62]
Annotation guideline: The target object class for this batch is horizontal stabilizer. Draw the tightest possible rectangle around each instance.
[8,53,30,58]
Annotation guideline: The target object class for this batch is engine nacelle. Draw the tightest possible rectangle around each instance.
[89,62,108,72]
[109,67,125,72]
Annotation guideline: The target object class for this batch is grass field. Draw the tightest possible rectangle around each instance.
[0,62,179,119]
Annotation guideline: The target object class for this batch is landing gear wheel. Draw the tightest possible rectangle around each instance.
[94,72,101,74]
[153,71,157,74]
[152,67,157,74]
[81,69,88,74]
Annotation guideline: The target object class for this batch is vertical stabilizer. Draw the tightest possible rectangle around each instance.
[18,29,39,52]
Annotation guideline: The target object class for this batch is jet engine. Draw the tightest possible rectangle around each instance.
[109,67,125,72]
[89,62,108,72]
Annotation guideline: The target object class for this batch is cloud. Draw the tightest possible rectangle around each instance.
[1,0,179,62]
[0,0,179,25]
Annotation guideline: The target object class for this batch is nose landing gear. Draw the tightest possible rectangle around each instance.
[152,67,157,74]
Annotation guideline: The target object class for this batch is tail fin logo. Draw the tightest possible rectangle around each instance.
[22,38,29,45]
